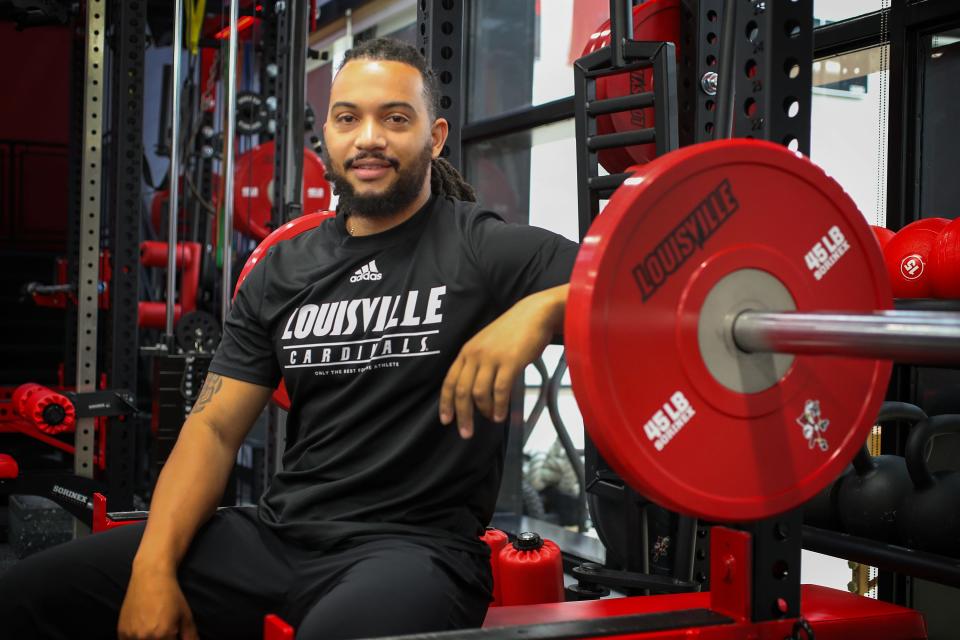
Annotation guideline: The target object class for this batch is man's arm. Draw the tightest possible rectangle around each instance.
[132,373,272,572]
[440,284,568,438]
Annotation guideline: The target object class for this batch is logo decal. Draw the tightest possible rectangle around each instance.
[350,260,383,283]
[632,179,740,302]
[796,399,830,452]
[804,225,850,281]
[652,536,671,563]
[644,391,696,452]
[899,254,924,281]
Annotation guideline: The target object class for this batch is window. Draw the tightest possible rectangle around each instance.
[814,0,888,26]
[918,27,960,219]
[810,45,889,226]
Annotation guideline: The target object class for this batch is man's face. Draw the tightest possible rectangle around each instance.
[322,59,448,218]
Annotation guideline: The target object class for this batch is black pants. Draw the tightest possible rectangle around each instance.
[0,507,492,640]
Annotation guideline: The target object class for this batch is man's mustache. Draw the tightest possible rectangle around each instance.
[344,152,400,171]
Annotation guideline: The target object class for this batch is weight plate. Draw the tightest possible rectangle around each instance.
[581,0,681,175]
[234,141,331,241]
[175,310,222,354]
[566,139,893,521]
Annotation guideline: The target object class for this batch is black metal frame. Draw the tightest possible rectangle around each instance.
[417,0,466,170]
[103,0,146,511]
[573,30,678,236]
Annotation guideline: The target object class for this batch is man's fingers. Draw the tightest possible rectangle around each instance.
[492,366,515,423]
[180,601,199,640]
[454,360,479,438]
[472,364,497,419]
[439,356,465,424]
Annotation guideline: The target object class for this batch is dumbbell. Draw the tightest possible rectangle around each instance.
[883,218,949,298]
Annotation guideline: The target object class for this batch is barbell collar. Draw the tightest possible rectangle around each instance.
[733,310,960,365]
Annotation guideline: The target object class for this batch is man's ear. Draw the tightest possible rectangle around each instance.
[431,117,449,159]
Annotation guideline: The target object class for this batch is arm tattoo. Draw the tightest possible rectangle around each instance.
[191,373,223,415]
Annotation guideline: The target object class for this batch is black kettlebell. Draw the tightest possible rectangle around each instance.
[898,414,960,556]
[836,401,927,543]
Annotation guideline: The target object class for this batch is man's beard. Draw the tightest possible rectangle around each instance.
[323,143,433,220]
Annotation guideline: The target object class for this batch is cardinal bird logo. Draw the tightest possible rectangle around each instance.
[796,399,830,452]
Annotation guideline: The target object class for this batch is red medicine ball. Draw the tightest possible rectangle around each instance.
[930,217,960,299]
[883,218,949,298]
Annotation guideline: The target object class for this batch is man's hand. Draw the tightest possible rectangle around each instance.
[440,284,568,438]
[118,563,198,640]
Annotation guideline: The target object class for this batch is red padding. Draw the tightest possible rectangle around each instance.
[11,383,76,434]
[263,614,295,640]
[234,211,335,412]
[0,453,18,479]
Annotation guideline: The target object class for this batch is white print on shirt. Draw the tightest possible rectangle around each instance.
[281,286,445,339]
[280,286,446,372]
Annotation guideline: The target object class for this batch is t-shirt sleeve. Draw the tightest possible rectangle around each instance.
[207,254,282,388]
[466,209,581,309]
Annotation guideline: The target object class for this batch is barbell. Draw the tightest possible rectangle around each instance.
[565,138,960,522]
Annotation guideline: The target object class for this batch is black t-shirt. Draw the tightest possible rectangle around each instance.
[208,194,579,555]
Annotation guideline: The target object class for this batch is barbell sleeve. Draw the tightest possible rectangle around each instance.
[732,310,960,365]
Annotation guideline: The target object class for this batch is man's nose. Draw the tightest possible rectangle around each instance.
[355,117,386,150]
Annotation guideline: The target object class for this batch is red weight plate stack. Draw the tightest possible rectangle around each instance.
[580,0,681,174]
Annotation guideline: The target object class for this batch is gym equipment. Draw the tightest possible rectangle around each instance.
[870,225,895,251]
[174,310,222,353]
[899,414,960,556]
[581,0,681,174]
[11,383,76,435]
[566,138,960,522]
[835,402,926,543]
[498,532,565,606]
[236,92,268,135]
[234,211,336,410]
[930,216,960,299]
[138,241,202,330]
[481,527,509,606]
[804,400,926,533]
[883,217,949,298]
[233,141,331,241]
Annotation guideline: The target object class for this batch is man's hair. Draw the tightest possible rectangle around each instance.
[339,37,477,203]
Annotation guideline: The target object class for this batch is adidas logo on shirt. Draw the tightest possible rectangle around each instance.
[350,260,383,283]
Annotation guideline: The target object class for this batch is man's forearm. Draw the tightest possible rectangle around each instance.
[538,283,569,334]
[132,417,238,573]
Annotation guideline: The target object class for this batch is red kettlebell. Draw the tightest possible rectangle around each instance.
[884,218,949,298]
[898,415,960,556]
[498,532,564,606]
[930,217,960,299]
[480,527,508,606]
[870,225,895,251]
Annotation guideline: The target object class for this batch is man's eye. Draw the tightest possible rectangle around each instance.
[337,114,356,123]
[386,115,408,124]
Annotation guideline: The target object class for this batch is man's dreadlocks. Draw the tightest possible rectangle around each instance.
[340,38,477,203]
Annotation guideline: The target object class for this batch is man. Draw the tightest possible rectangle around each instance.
[0,38,579,639]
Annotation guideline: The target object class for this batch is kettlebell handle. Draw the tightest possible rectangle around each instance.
[905,414,960,490]
[877,401,927,424]
[853,402,929,474]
